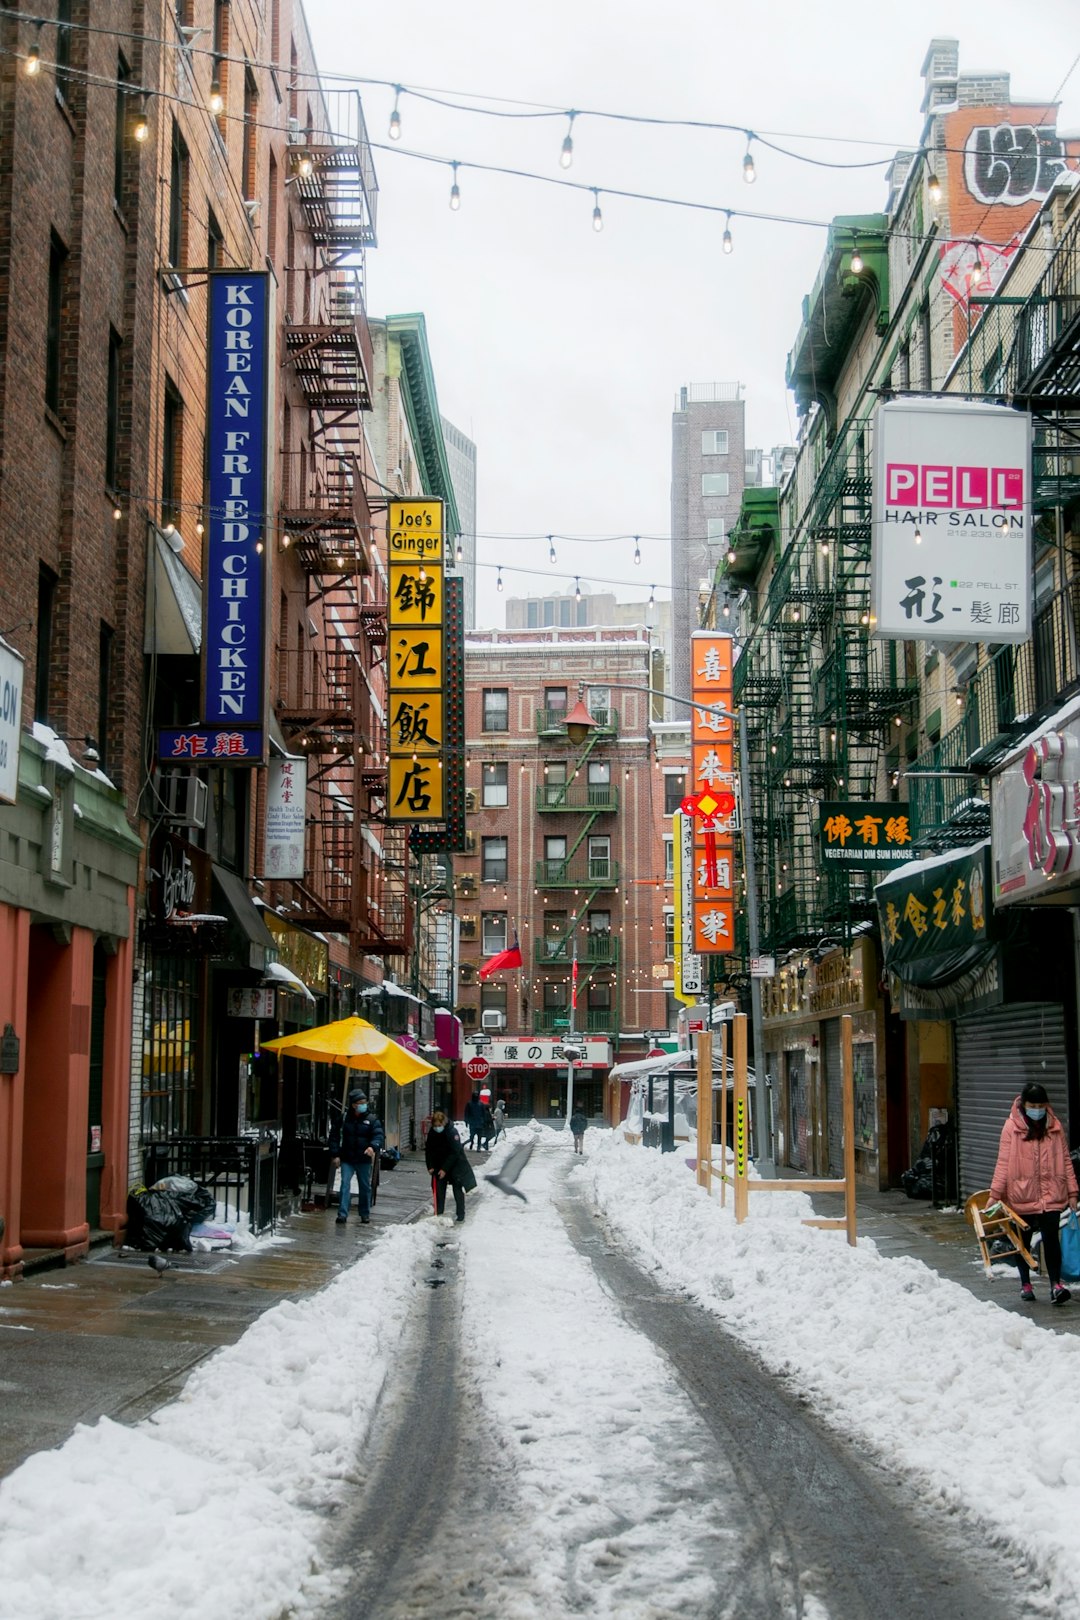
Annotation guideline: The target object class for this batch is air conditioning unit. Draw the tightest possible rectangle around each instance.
[459,962,477,984]
[465,789,479,813]
[481,1008,506,1031]
[161,773,208,830]
[458,875,477,898]
[463,831,478,854]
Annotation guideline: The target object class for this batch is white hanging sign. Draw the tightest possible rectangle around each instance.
[0,637,25,805]
[871,398,1032,645]
[265,755,307,879]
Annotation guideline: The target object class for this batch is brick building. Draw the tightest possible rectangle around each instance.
[454,626,688,1121]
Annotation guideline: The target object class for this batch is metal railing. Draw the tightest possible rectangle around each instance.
[533,1008,612,1034]
[143,1137,277,1234]
[535,784,619,812]
[534,707,619,737]
[535,857,619,888]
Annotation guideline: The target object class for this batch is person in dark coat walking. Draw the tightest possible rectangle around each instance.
[329,1089,384,1225]
[569,1106,588,1154]
[464,1091,485,1151]
[426,1110,477,1222]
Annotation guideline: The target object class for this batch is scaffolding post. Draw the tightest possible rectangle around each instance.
[696,1030,713,1192]
[842,1013,857,1247]
[719,1021,728,1207]
[734,1013,749,1223]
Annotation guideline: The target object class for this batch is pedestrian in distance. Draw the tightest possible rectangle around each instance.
[480,1097,496,1151]
[569,1105,588,1155]
[464,1090,485,1151]
[990,1082,1079,1304]
[329,1089,384,1226]
[426,1110,477,1222]
[491,1098,508,1145]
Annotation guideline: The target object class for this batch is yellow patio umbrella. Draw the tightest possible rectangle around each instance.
[260,1015,438,1087]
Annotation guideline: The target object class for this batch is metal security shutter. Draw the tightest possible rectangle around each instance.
[955,1003,1068,1200]
[824,1019,844,1175]
[787,1050,809,1170]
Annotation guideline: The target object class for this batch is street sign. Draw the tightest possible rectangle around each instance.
[750,956,776,979]
[465,1055,491,1082]
[467,1033,492,1048]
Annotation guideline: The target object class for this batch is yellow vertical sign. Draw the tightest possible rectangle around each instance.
[387,500,445,822]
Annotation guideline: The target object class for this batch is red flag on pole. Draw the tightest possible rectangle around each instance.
[478,932,523,981]
[571,952,579,1011]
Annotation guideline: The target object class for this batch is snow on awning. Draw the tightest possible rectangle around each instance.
[262,960,316,1002]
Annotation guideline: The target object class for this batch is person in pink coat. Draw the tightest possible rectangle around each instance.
[990,1083,1079,1305]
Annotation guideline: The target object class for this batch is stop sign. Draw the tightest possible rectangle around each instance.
[647,1048,666,1059]
[465,1055,490,1083]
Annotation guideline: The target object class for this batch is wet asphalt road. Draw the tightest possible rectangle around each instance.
[320,1172,1044,1620]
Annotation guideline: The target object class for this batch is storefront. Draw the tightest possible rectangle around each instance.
[456,1037,612,1122]
[763,936,883,1185]
[0,731,141,1277]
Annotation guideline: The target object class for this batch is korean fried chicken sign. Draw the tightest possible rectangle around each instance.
[871,397,1032,645]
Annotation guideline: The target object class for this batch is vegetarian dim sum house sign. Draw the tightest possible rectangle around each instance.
[871,397,1032,646]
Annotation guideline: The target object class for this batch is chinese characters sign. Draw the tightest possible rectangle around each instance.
[819,801,917,867]
[690,631,735,953]
[876,843,989,969]
[672,810,702,1001]
[871,398,1032,645]
[203,271,269,748]
[265,755,307,879]
[387,500,445,822]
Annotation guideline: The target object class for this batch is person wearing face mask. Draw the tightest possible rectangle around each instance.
[425,1109,476,1222]
[329,1089,384,1226]
[990,1082,1078,1305]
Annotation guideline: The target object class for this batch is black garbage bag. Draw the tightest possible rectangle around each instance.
[380,1146,401,1171]
[151,1175,215,1227]
[125,1186,189,1251]
[901,1133,934,1199]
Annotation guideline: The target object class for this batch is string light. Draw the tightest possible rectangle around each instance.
[496,566,503,592]
[648,584,655,610]
[591,188,603,232]
[850,238,864,275]
[742,134,756,184]
[927,171,942,206]
[24,28,41,75]
[388,86,402,140]
[133,95,149,142]
[722,213,733,254]
[574,576,581,603]
[633,537,641,566]
[449,160,461,210]
[296,151,314,179]
[913,527,922,543]
[560,111,575,169]
[455,538,463,564]
[548,536,556,564]
[208,78,223,115]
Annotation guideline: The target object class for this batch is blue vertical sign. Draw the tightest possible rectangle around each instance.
[203,271,269,742]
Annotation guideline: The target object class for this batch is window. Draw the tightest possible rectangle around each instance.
[558,598,572,626]
[482,912,507,955]
[480,984,507,1018]
[242,69,258,200]
[587,686,610,721]
[702,472,730,498]
[919,299,932,390]
[161,380,183,529]
[664,910,675,959]
[588,910,610,934]
[702,429,729,455]
[55,0,71,103]
[481,837,507,883]
[587,983,611,1012]
[543,981,565,1011]
[541,760,566,807]
[588,835,610,878]
[482,688,508,732]
[545,687,567,713]
[168,123,189,268]
[707,518,726,543]
[544,835,567,877]
[212,0,228,128]
[587,761,610,804]
[98,622,113,773]
[664,772,685,816]
[105,329,122,492]
[896,340,910,392]
[35,565,57,725]
[207,210,224,270]
[544,910,568,954]
[114,56,130,206]
[482,761,508,807]
[527,600,539,627]
[663,836,675,881]
[542,599,555,626]
[267,152,278,263]
[46,232,66,416]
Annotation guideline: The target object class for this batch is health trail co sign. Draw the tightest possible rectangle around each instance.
[871,397,1031,646]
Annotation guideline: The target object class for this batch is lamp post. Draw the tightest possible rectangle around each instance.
[566,680,770,1163]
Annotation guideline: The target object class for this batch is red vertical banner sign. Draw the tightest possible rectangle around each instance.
[690,632,736,954]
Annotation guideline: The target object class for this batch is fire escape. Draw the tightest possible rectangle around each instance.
[271,93,409,958]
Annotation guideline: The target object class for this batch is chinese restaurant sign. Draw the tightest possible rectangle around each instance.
[871,398,1031,645]
[819,801,917,867]
[387,500,445,822]
[876,843,990,969]
[672,810,702,1001]
[689,632,735,954]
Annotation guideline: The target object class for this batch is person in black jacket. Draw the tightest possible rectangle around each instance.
[569,1106,588,1154]
[330,1089,384,1224]
[426,1110,477,1222]
[464,1091,485,1150]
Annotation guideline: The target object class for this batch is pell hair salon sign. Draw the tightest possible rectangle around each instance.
[871,397,1032,646]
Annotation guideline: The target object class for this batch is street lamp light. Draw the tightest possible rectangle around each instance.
[565,679,770,1162]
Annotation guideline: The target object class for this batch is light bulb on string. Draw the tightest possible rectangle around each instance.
[133,95,150,142]
[633,537,641,566]
[449,161,461,211]
[455,538,463,564]
[742,134,756,184]
[850,239,864,275]
[648,584,656,610]
[722,213,733,255]
[296,152,314,180]
[927,171,942,207]
[560,112,575,169]
[574,577,581,604]
[548,536,556,565]
[209,79,223,115]
[112,505,122,522]
[496,566,503,592]
[25,29,41,75]
[388,86,402,140]
[591,189,603,232]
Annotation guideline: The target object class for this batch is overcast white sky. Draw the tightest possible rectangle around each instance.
[301,1,1080,630]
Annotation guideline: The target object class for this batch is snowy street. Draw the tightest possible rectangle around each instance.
[2,1128,1078,1618]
